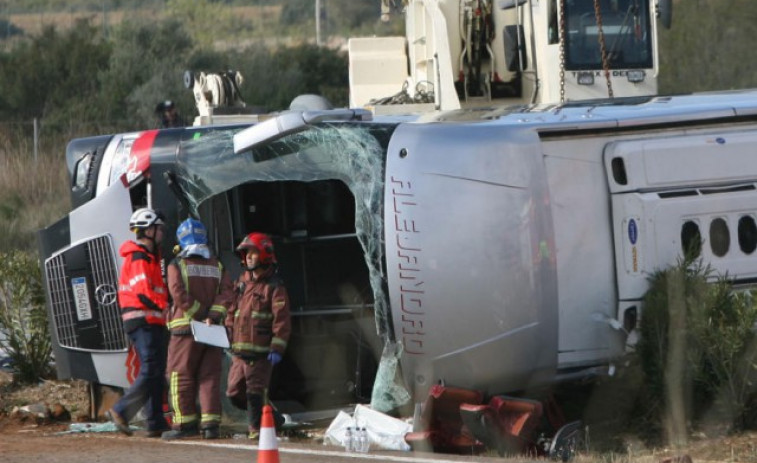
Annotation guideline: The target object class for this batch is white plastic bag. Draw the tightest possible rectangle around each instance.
[354,404,411,451]
[323,410,356,447]
[324,405,412,451]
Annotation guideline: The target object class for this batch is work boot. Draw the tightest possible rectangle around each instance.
[142,422,170,438]
[161,424,199,440]
[202,425,220,440]
[246,393,263,431]
[106,408,133,436]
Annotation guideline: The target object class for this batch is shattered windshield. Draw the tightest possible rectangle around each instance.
[174,122,398,339]
[564,0,653,70]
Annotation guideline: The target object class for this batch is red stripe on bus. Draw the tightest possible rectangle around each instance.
[129,129,159,179]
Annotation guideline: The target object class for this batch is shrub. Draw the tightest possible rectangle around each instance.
[636,257,757,441]
[0,20,111,123]
[0,250,52,384]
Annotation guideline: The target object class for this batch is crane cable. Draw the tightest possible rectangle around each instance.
[593,0,614,98]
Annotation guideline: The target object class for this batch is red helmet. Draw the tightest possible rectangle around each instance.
[236,232,276,265]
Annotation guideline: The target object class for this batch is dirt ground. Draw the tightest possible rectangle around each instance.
[2,370,757,462]
[0,371,91,419]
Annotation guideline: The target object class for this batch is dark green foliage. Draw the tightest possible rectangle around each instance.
[0,20,111,123]
[236,43,348,110]
[0,14,348,132]
[0,251,51,384]
[96,18,194,129]
[0,17,24,39]
[636,258,757,435]
[322,0,380,32]
[279,0,315,26]
[181,43,348,113]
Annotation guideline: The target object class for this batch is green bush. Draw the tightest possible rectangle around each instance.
[97,17,194,129]
[636,257,757,440]
[0,250,52,384]
[0,14,350,131]
[0,20,111,123]
[232,43,348,111]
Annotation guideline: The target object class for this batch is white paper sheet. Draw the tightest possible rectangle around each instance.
[190,320,230,348]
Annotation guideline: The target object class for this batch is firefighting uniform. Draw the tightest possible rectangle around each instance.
[165,255,234,431]
[113,240,169,431]
[225,265,291,431]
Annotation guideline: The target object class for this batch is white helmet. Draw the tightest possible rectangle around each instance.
[129,208,165,231]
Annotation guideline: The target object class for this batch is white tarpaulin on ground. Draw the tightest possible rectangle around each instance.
[324,404,412,451]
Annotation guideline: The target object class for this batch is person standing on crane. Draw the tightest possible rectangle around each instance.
[155,100,185,128]
[225,232,291,440]
[161,218,235,440]
[107,208,170,438]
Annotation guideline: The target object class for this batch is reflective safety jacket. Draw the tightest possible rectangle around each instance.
[118,240,168,333]
[166,255,234,334]
[226,267,291,358]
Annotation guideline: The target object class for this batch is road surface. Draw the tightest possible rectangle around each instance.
[0,430,535,463]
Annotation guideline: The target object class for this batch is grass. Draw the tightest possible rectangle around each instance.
[0,129,70,254]
[4,4,289,47]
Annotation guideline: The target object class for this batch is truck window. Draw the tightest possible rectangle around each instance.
[564,0,652,70]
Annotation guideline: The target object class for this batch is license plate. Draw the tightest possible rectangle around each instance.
[71,277,93,321]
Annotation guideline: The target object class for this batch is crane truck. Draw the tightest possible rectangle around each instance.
[350,0,672,111]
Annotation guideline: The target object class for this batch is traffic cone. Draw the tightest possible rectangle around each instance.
[257,405,280,463]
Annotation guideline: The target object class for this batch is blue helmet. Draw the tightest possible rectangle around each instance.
[176,218,208,248]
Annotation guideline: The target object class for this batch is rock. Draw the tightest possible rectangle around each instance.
[15,402,49,419]
[50,403,70,421]
[9,402,49,425]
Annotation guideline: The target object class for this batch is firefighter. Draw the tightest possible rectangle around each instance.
[225,232,291,440]
[162,218,234,440]
[107,208,169,437]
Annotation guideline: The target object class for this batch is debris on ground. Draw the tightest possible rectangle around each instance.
[56,422,138,435]
[2,370,757,462]
[324,404,412,451]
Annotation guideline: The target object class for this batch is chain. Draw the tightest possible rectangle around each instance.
[593,0,614,98]
[558,0,566,104]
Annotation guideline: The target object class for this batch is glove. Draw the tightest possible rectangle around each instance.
[267,351,282,366]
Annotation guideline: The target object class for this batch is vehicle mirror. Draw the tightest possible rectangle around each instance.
[657,0,672,29]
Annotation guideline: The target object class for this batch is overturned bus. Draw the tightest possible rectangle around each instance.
[39,89,757,453]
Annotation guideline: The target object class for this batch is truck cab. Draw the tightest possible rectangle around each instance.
[350,0,670,111]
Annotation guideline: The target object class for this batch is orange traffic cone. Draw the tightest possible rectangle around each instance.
[257,405,280,463]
